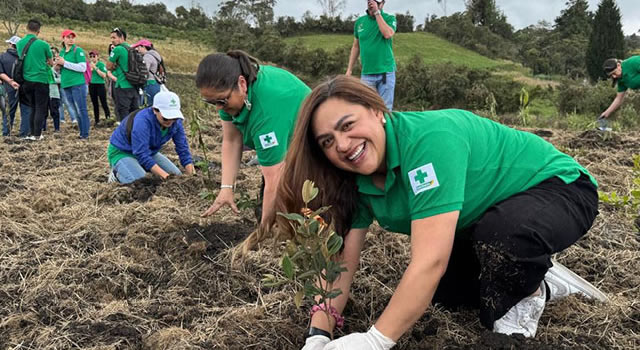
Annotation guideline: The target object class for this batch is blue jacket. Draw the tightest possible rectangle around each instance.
[109,107,193,171]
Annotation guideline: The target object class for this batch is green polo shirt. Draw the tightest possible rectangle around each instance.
[617,55,640,93]
[16,34,52,84]
[59,45,87,88]
[352,110,597,234]
[219,65,310,166]
[109,43,133,89]
[354,11,397,75]
[91,61,107,84]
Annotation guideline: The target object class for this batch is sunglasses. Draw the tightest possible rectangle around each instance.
[202,89,233,107]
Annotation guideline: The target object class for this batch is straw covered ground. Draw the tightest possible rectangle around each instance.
[1,75,639,349]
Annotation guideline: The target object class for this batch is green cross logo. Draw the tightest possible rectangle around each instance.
[414,169,428,184]
[260,132,278,149]
[264,135,273,144]
[170,98,177,107]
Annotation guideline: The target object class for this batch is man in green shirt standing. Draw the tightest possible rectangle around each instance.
[107,27,138,122]
[599,56,640,130]
[346,0,397,110]
[16,19,53,140]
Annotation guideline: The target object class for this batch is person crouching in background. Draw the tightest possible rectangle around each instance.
[107,90,194,184]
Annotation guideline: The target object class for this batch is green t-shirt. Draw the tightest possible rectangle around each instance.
[60,44,87,89]
[354,11,397,75]
[15,34,52,84]
[352,110,597,234]
[109,43,133,89]
[219,65,310,166]
[617,55,640,93]
[91,61,107,84]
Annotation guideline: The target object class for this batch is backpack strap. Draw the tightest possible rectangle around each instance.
[20,37,37,59]
[125,108,145,143]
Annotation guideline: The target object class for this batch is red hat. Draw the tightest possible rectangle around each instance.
[89,49,99,56]
[131,39,152,48]
[61,29,76,38]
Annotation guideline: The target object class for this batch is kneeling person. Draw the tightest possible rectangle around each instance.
[107,90,194,183]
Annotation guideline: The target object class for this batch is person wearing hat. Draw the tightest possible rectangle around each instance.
[132,39,163,106]
[16,19,53,140]
[0,35,31,137]
[55,29,91,139]
[88,49,111,125]
[346,0,397,111]
[599,56,640,130]
[107,90,194,184]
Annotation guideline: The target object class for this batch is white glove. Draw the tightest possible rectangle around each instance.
[324,325,396,350]
[301,335,330,350]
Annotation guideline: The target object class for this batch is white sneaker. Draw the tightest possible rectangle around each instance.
[493,282,546,337]
[24,135,36,141]
[544,259,608,302]
[107,169,118,183]
[38,135,45,141]
[72,120,78,124]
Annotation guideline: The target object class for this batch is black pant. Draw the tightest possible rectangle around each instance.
[19,81,49,137]
[43,97,60,131]
[89,83,110,123]
[431,173,599,329]
[114,87,139,121]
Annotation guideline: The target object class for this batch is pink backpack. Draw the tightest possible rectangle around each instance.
[73,46,92,85]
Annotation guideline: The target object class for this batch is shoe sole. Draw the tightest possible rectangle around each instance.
[548,259,608,302]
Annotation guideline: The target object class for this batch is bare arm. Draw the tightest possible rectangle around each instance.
[374,13,395,39]
[310,227,368,335]
[346,38,360,76]
[375,211,458,340]
[0,73,19,89]
[94,63,107,79]
[106,61,116,71]
[601,91,626,118]
[150,164,171,179]
[201,121,243,217]
[259,161,285,225]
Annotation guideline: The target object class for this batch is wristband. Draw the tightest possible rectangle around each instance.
[310,304,344,328]
[373,10,381,16]
[304,326,332,339]
[220,184,234,190]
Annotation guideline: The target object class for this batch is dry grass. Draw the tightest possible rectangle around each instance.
[0,77,639,349]
[12,25,211,74]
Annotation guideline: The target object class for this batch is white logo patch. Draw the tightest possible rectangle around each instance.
[259,132,279,149]
[408,163,439,195]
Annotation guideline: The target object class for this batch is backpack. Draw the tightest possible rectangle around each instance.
[124,46,148,88]
[11,37,37,85]
[151,52,167,85]
[125,107,146,143]
[73,46,92,85]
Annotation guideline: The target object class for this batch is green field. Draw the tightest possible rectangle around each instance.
[284,32,506,70]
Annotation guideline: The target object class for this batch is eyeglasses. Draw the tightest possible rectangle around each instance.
[202,89,233,107]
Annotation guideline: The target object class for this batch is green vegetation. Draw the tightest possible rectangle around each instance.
[285,32,503,69]
[599,155,640,213]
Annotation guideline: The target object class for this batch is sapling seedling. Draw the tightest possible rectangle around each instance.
[189,110,216,200]
[262,180,346,331]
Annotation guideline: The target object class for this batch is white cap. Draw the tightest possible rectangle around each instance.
[152,91,184,120]
[5,36,20,45]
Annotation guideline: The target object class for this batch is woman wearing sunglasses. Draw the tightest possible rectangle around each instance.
[107,90,194,184]
[196,50,310,224]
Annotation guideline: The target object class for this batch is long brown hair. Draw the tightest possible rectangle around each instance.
[242,75,389,252]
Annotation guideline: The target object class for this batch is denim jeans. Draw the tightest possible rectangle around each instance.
[112,152,182,184]
[361,71,396,111]
[142,83,161,106]
[59,86,77,122]
[4,88,30,136]
[65,84,90,138]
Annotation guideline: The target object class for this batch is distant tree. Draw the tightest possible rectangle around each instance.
[217,0,276,29]
[626,33,640,53]
[0,0,23,36]
[586,0,625,81]
[316,0,346,18]
[465,0,513,39]
[395,11,415,33]
[554,0,592,38]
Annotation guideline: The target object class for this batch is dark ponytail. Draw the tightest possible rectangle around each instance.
[195,50,260,91]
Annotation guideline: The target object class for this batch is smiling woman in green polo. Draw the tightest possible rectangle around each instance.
[254,75,607,350]
[195,50,310,224]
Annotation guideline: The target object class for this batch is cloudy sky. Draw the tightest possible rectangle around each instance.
[137,0,639,35]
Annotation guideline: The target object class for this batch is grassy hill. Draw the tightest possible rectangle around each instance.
[284,32,507,70]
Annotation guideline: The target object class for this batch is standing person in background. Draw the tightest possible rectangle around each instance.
[107,27,138,122]
[106,43,117,108]
[56,29,90,139]
[132,39,163,106]
[53,46,78,125]
[43,60,61,133]
[16,19,52,140]
[598,56,640,131]
[346,0,397,111]
[0,35,31,137]
[88,49,111,125]
[196,50,311,224]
